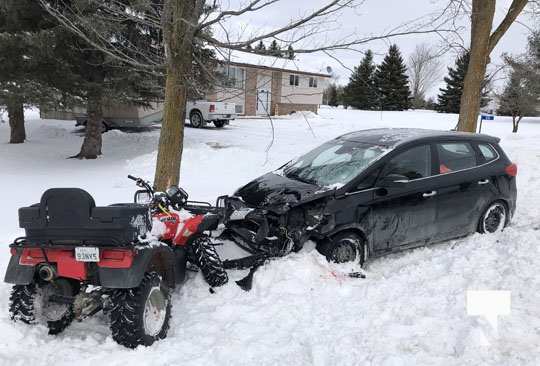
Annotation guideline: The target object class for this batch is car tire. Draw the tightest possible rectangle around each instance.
[9,280,76,335]
[190,111,204,128]
[213,120,226,128]
[109,271,171,349]
[317,232,365,265]
[478,201,508,234]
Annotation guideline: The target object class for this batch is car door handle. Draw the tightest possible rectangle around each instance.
[478,179,490,185]
[422,190,437,198]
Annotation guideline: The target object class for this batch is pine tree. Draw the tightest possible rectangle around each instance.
[373,45,411,111]
[255,40,266,52]
[269,40,281,57]
[343,50,377,110]
[326,84,339,107]
[286,45,295,60]
[0,1,172,154]
[497,32,540,133]
[436,52,490,114]
[0,0,75,143]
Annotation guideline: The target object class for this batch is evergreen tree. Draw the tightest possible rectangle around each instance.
[497,32,540,132]
[436,52,489,113]
[326,84,339,107]
[286,45,295,60]
[0,0,68,143]
[373,44,411,111]
[269,40,281,56]
[343,50,377,110]
[255,40,266,52]
[497,69,538,132]
[6,0,163,158]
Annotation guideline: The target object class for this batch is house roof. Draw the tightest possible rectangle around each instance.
[216,50,332,78]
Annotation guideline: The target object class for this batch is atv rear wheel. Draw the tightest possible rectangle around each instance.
[317,232,365,265]
[109,272,171,348]
[9,279,76,335]
[190,235,228,287]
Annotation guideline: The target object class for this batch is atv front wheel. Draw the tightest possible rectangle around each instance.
[110,272,171,348]
[190,235,228,287]
[9,279,76,335]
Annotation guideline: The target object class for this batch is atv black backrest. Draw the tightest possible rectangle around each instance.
[41,188,96,227]
[19,188,151,246]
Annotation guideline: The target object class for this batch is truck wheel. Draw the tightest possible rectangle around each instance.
[213,120,226,128]
[9,280,75,335]
[189,110,204,128]
[110,271,171,348]
[190,235,228,287]
[317,232,365,265]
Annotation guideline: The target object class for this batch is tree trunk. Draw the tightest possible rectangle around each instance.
[74,88,103,159]
[512,115,522,133]
[154,67,188,190]
[457,0,496,132]
[153,0,202,191]
[7,98,25,144]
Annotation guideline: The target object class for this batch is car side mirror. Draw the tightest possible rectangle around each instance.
[378,174,409,188]
[134,190,152,204]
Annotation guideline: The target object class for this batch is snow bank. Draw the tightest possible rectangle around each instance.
[0,109,539,365]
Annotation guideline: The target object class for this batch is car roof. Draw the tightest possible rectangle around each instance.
[337,128,500,147]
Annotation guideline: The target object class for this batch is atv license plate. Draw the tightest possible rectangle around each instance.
[75,247,99,262]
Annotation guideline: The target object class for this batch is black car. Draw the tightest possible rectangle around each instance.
[223,128,517,265]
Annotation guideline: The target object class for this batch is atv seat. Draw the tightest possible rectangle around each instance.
[19,188,150,246]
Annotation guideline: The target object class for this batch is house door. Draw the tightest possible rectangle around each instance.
[256,74,272,115]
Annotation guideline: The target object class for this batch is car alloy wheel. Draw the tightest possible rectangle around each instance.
[481,202,507,233]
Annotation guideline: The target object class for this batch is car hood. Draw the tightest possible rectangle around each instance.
[235,172,331,210]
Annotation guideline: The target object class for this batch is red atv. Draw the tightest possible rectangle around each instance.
[4,175,227,348]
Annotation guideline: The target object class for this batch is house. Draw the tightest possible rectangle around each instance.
[40,52,333,123]
[209,51,332,116]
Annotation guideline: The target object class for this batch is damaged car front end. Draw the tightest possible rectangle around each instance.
[219,138,388,261]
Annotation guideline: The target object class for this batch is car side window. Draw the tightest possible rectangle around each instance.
[437,142,476,174]
[382,145,431,180]
[356,168,381,190]
[478,143,497,162]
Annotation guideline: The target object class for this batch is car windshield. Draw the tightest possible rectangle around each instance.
[282,140,387,188]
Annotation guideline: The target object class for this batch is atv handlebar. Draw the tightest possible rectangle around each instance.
[127,175,154,194]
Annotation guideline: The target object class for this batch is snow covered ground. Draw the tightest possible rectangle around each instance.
[0,107,539,365]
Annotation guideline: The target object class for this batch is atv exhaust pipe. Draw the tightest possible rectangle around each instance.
[38,264,57,282]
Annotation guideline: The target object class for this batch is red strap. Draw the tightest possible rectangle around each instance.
[440,164,451,174]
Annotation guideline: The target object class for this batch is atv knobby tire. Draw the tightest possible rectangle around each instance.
[9,281,75,335]
[110,272,171,348]
[190,235,228,287]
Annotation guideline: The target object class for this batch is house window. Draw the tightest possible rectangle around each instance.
[235,104,244,114]
[220,65,245,89]
[309,77,318,88]
[289,74,299,86]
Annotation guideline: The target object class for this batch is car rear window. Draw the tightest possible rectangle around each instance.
[478,143,497,162]
[437,142,476,174]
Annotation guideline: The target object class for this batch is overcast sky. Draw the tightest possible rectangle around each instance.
[217,0,538,97]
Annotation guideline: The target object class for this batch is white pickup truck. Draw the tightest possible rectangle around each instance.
[186,101,236,128]
[67,100,236,131]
